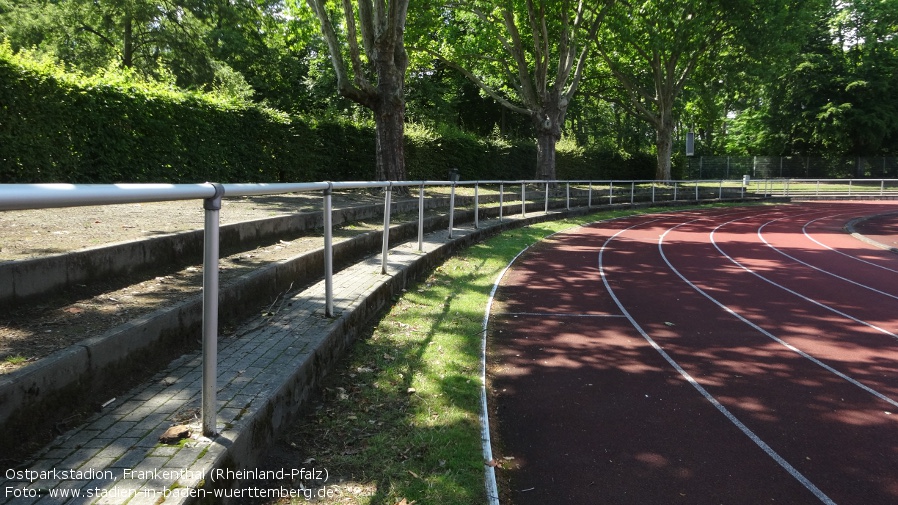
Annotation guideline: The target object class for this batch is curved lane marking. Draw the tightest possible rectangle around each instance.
[480,242,537,505]
[711,217,898,340]
[755,215,898,300]
[659,218,898,410]
[801,215,898,274]
[599,218,836,505]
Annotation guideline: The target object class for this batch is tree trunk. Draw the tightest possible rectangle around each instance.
[373,98,406,183]
[533,101,564,180]
[122,13,134,68]
[372,44,408,185]
[655,125,673,180]
[654,102,675,180]
[306,0,410,182]
[536,129,557,180]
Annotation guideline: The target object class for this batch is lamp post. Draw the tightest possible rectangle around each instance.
[686,130,695,179]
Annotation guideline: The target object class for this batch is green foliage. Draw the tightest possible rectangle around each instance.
[405,124,531,181]
[0,46,647,183]
[0,42,294,182]
[404,124,652,182]
[725,0,898,157]
[5,0,895,174]
[555,137,656,180]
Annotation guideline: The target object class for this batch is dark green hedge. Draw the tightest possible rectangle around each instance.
[0,55,312,183]
[0,53,652,184]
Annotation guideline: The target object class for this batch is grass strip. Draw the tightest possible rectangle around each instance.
[269,204,746,505]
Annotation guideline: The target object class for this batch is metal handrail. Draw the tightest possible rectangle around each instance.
[8,177,884,436]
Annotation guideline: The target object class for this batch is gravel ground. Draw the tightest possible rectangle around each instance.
[0,191,387,261]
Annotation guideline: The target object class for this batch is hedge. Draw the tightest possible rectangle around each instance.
[0,48,653,184]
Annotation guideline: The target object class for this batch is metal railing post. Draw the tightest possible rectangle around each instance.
[673,181,678,201]
[521,183,526,217]
[499,183,504,221]
[566,183,570,210]
[474,182,480,229]
[201,182,225,437]
[695,182,699,201]
[381,182,392,275]
[544,182,550,214]
[588,182,592,208]
[652,182,656,203]
[609,182,614,205]
[448,182,457,238]
[719,180,723,199]
[417,183,425,252]
[323,183,334,317]
[630,182,635,205]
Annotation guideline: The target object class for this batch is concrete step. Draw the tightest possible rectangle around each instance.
[0,203,467,457]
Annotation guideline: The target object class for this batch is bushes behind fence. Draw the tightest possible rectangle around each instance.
[0,47,653,184]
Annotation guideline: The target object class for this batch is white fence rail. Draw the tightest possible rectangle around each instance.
[2,177,891,434]
[746,178,898,198]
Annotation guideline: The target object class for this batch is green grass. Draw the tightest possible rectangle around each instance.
[3,355,28,366]
[274,203,750,505]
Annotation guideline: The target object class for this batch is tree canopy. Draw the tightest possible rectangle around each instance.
[298,0,410,182]
[727,0,898,158]
[592,0,822,179]
[417,0,607,179]
[1,0,896,181]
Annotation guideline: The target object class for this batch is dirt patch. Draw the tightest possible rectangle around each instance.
[0,190,414,374]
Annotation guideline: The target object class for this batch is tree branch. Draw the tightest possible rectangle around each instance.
[306,0,374,105]
[356,0,377,60]
[499,4,539,108]
[419,47,532,116]
[342,0,373,91]
[594,44,661,128]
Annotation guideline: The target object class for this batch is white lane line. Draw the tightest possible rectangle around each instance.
[756,215,898,300]
[479,213,662,505]
[660,219,898,410]
[802,215,898,274]
[496,312,628,318]
[598,220,836,505]
[711,217,898,341]
[481,243,535,505]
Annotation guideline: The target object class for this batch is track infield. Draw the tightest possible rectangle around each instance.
[488,201,898,505]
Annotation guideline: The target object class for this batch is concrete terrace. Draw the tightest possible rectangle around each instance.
[0,203,574,505]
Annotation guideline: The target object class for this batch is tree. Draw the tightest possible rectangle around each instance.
[817,0,898,156]
[726,0,898,159]
[595,0,816,180]
[420,0,607,179]
[299,0,410,182]
[0,0,236,92]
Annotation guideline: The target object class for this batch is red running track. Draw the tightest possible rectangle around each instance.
[488,201,898,505]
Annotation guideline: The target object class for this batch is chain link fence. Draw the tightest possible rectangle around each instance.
[685,156,898,180]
